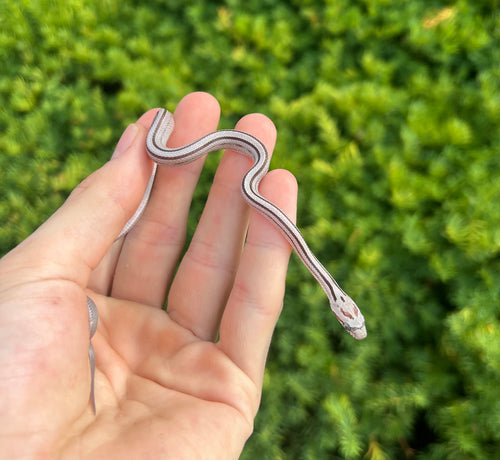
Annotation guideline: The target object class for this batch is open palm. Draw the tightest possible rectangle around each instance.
[0,92,297,459]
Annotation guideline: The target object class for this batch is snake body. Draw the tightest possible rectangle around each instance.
[86,108,367,413]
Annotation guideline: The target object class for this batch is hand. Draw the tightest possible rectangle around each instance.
[0,92,298,459]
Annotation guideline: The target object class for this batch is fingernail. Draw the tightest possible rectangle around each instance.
[112,123,139,159]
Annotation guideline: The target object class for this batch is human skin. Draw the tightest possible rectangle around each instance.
[0,92,298,459]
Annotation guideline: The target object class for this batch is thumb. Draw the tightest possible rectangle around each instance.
[4,118,155,287]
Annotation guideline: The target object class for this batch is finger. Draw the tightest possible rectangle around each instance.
[167,114,277,341]
[2,121,154,288]
[88,109,160,295]
[217,169,297,385]
[111,92,221,305]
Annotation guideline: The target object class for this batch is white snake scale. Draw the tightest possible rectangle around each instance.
[86,109,367,413]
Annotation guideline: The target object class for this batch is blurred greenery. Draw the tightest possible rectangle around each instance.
[1,0,499,458]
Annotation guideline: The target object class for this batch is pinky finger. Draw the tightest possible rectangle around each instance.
[217,169,297,386]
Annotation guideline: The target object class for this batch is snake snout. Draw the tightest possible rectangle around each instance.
[349,323,367,340]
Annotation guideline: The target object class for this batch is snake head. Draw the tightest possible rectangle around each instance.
[331,295,367,340]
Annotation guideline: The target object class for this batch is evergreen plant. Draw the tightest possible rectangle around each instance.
[1,1,498,458]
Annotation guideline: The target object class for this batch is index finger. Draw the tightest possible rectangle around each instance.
[3,114,156,288]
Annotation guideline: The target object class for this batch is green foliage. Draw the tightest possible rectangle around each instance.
[1,0,499,458]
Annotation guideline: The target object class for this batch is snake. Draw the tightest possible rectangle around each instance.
[85,108,367,413]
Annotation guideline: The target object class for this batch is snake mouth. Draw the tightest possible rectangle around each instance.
[344,321,367,340]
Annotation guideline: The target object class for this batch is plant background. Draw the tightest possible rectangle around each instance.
[1,0,499,459]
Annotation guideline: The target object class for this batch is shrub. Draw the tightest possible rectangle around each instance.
[1,0,498,458]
